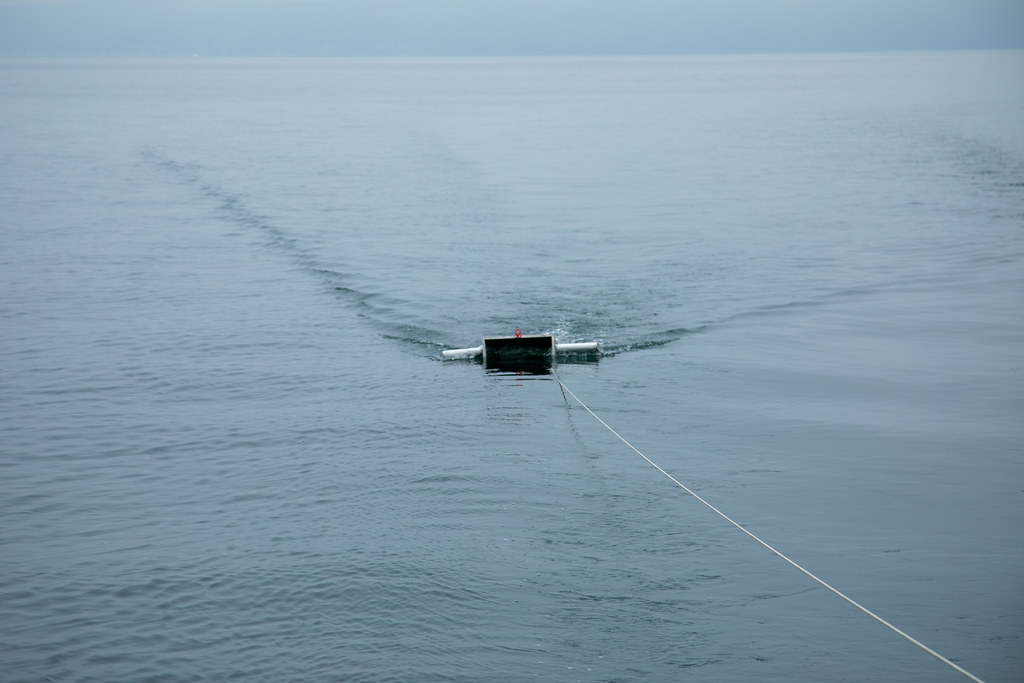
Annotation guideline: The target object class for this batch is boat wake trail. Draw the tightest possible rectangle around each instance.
[141,149,715,361]
[140,149,449,357]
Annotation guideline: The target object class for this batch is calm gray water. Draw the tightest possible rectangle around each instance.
[2,51,1023,682]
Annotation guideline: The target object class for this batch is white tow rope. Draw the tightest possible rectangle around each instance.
[555,374,985,683]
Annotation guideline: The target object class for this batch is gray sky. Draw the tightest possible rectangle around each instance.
[1,0,1022,57]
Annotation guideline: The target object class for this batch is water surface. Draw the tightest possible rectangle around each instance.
[1,51,1022,682]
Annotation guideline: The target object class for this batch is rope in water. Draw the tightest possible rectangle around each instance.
[554,374,985,683]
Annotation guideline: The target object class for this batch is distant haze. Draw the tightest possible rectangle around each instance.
[1,0,1023,57]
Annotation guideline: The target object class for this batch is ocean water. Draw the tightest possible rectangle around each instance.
[1,51,1022,682]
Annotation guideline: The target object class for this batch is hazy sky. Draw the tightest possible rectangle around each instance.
[1,0,1022,57]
